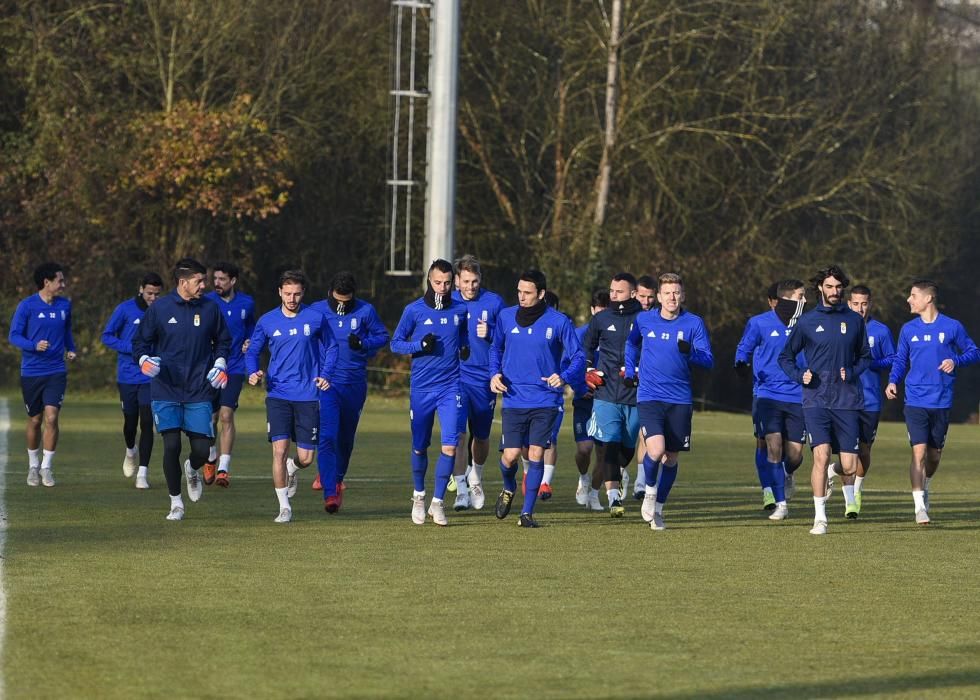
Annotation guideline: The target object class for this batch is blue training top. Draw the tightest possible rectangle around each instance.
[8,294,76,377]
[734,310,802,404]
[205,291,256,376]
[452,288,505,387]
[246,305,338,402]
[860,318,895,412]
[489,305,585,409]
[101,297,151,385]
[309,297,389,386]
[888,313,979,409]
[624,308,713,405]
[390,297,468,393]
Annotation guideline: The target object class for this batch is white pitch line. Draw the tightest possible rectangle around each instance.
[0,398,10,700]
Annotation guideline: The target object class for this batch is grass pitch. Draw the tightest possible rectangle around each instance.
[3,396,980,699]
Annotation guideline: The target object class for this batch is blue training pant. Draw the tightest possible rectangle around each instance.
[317,381,368,497]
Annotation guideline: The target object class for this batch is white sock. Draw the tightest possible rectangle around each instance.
[763,486,774,499]
[126,446,137,457]
[854,475,865,493]
[813,495,827,522]
[455,474,468,492]
[28,449,40,469]
[169,494,184,510]
[41,450,55,470]
[208,445,218,462]
[912,490,926,512]
[645,484,657,496]
[286,459,299,476]
[578,473,589,488]
[413,490,426,499]
[218,454,232,472]
[843,485,855,506]
[634,468,645,489]
[431,497,443,505]
[275,487,290,510]
[543,464,555,485]
[472,462,485,484]
[588,488,600,501]
[137,466,148,477]
[606,488,621,504]
[521,457,529,474]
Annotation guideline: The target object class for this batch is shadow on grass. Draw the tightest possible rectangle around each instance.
[657,667,980,699]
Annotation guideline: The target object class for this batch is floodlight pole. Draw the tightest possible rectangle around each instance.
[423,0,459,267]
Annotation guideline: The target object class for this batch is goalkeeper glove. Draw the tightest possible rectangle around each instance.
[207,358,228,389]
[139,355,161,378]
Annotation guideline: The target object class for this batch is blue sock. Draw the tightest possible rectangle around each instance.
[755,448,771,489]
[656,462,678,504]
[523,460,544,515]
[434,452,454,499]
[500,460,518,493]
[769,461,786,502]
[643,454,659,487]
[410,452,428,492]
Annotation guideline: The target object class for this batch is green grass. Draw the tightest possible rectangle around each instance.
[4,397,980,699]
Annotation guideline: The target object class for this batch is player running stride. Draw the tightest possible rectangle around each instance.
[101,272,164,489]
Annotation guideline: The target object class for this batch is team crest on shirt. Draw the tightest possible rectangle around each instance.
[546,327,553,339]
[241,309,247,320]
[840,322,847,334]
[868,336,875,347]
[351,318,359,330]
[939,332,945,343]
[194,314,201,327]
[454,314,460,326]
[60,310,65,320]
[303,323,311,336]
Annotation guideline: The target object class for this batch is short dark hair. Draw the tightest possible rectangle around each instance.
[777,279,806,299]
[767,283,779,301]
[544,290,560,310]
[519,269,547,292]
[428,259,454,276]
[811,265,850,290]
[911,278,939,302]
[636,274,656,291]
[278,269,308,289]
[591,289,610,308]
[329,271,357,296]
[140,272,164,288]
[173,258,207,283]
[612,272,637,289]
[33,262,64,289]
[212,261,239,280]
[849,284,872,298]
[454,254,482,277]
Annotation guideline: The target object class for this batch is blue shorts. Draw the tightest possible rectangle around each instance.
[20,373,67,417]
[152,400,215,437]
[118,382,152,415]
[212,374,246,411]
[572,399,594,442]
[751,397,761,439]
[804,408,859,454]
[755,399,806,444]
[637,401,693,453]
[267,397,319,449]
[588,399,640,445]
[905,406,949,450]
[410,386,462,451]
[501,407,558,449]
[458,381,497,440]
[859,410,881,445]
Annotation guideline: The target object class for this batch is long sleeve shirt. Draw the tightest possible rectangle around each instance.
[8,294,76,377]
[624,309,713,405]
[390,297,468,392]
[452,288,505,387]
[861,318,895,412]
[888,313,979,409]
[734,310,802,404]
[205,291,256,375]
[101,297,151,385]
[309,297,389,386]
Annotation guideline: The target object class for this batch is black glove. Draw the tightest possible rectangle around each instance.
[348,333,363,351]
[623,375,637,389]
[734,360,750,379]
[459,345,470,361]
[677,338,691,354]
[420,333,437,354]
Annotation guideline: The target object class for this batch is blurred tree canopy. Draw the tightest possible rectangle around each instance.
[1,0,978,416]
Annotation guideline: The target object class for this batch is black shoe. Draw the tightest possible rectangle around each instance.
[633,490,645,501]
[764,502,777,511]
[495,490,514,519]
[609,499,625,518]
[518,513,539,528]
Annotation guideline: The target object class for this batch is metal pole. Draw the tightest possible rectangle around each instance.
[423,0,459,266]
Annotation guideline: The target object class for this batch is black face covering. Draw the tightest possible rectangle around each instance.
[612,298,642,316]
[135,294,149,312]
[775,297,805,327]
[423,284,446,310]
[328,294,352,315]
[516,299,548,327]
